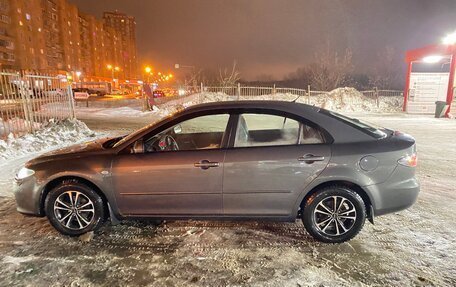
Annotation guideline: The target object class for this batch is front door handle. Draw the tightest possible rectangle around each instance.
[194,160,220,170]
[298,154,325,163]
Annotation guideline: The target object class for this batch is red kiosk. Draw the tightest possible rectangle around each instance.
[403,44,456,116]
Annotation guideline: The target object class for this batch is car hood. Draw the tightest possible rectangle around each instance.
[26,138,110,166]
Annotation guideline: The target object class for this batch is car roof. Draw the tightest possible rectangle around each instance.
[183,100,321,114]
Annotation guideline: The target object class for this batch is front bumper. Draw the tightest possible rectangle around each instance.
[13,176,43,216]
[364,165,420,216]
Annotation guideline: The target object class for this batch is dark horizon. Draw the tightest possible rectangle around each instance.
[70,0,456,81]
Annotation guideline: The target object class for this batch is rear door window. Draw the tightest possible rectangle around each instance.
[234,113,324,147]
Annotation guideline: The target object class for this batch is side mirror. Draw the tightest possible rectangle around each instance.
[173,125,182,134]
[132,138,144,154]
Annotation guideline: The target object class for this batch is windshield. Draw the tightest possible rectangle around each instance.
[112,115,172,148]
[322,111,387,139]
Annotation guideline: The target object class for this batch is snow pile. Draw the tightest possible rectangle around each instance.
[181,87,403,113]
[0,119,96,162]
[309,87,402,113]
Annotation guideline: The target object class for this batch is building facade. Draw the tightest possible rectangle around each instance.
[0,0,138,80]
[103,11,138,81]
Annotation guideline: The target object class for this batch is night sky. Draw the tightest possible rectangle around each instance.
[70,0,456,80]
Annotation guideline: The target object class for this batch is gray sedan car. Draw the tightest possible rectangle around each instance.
[14,101,419,243]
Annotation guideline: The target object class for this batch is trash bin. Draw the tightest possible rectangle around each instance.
[435,101,447,118]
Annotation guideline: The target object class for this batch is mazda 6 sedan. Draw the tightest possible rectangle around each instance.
[14,101,419,243]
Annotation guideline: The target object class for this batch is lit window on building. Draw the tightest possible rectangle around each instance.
[38,27,42,32]
[70,41,73,45]
[17,8,21,13]
[40,49,44,54]
[19,20,23,26]
[26,13,31,20]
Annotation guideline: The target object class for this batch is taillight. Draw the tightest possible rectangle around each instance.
[398,153,417,167]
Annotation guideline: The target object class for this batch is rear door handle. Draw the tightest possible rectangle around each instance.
[298,154,325,163]
[194,160,220,170]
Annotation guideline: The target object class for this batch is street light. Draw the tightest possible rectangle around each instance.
[75,71,82,82]
[144,66,153,82]
[443,31,456,45]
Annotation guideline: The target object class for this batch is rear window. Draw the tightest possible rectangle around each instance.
[322,111,387,139]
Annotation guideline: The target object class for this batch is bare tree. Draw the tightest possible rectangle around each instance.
[308,41,354,91]
[218,61,241,86]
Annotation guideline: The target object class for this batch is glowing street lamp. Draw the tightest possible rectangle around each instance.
[443,31,456,45]
[145,66,152,73]
[75,71,82,82]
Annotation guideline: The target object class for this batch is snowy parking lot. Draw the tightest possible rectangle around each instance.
[0,104,455,286]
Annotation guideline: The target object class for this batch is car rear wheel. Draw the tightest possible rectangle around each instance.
[45,180,105,236]
[302,186,366,243]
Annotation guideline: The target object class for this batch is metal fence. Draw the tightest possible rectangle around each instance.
[157,84,404,108]
[0,70,75,139]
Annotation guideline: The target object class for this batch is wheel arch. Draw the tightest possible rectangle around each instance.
[297,180,374,222]
[39,175,109,216]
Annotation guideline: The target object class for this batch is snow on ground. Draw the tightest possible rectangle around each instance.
[0,88,454,286]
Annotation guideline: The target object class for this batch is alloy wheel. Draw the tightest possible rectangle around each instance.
[53,191,95,230]
[313,195,357,236]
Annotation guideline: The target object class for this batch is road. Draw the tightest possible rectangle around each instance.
[0,112,455,286]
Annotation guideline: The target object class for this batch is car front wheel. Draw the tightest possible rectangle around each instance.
[302,186,366,243]
[45,180,105,236]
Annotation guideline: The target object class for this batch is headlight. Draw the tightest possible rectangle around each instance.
[16,167,35,180]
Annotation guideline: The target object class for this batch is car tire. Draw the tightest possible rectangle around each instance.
[302,186,366,243]
[45,180,106,236]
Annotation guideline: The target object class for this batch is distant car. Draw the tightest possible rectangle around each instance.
[111,89,130,95]
[13,101,419,243]
[147,90,166,106]
[73,87,103,96]
[152,90,166,98]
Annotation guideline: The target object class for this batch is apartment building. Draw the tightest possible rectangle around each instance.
[103,11,138,80]
[0,0,138,80]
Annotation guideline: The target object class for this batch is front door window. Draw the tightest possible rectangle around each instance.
[144,114,230,152]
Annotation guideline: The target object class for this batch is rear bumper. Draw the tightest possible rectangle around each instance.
[364,165,420,216]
